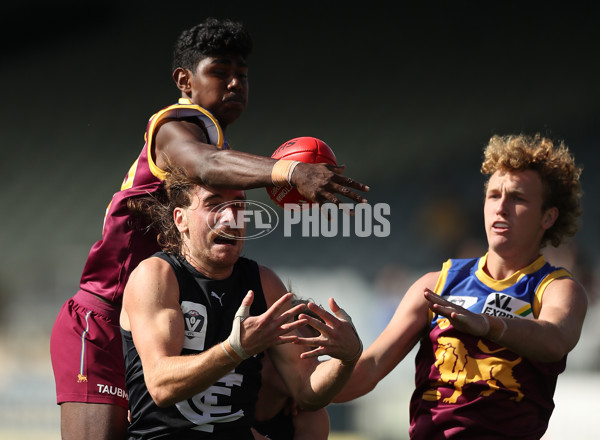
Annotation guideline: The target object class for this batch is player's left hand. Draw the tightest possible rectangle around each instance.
[424,288,489,336]
[293,297,362,364]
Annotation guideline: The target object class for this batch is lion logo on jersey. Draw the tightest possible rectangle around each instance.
[423,319,523,404]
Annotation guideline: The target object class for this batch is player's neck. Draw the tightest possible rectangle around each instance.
[484,250,542,280]
[183,253,234,280]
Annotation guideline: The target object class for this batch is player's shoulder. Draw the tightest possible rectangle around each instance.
[139,253,171,269]
[257,264,282,286]
[413,270,443,291]
[129,256,174,286]
[125,256,179,307]
[545,274,588,304]
[155,115,210,143]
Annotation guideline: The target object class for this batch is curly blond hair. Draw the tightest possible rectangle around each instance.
[481,134,583,248]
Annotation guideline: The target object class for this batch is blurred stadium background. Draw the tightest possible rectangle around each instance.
[1,2,598,439]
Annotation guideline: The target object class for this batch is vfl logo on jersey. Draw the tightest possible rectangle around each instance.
[181,301,208,351]
[482,292,533,319]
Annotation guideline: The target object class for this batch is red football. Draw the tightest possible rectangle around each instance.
[267,137,337,208]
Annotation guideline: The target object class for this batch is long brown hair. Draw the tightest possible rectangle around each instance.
[127,167,203,254]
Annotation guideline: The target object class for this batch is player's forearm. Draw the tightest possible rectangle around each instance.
[485,315,576,363]
[294,359,356,410]
[190,149,276,189]
[145,343,238,407]
[332,358,377,403]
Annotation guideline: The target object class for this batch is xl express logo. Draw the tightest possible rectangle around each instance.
[208,200,391,240]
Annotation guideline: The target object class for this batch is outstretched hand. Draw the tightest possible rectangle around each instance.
[424,289,490,337]
[293,297,362,364]
[237,291,309,358]
[292,163,369,206]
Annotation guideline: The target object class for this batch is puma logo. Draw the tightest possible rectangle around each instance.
[211,291,226,306]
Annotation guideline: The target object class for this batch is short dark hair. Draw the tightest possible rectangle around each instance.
[172,17,253,72]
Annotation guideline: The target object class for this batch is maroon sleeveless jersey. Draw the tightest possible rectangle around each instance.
[409,255,569,439]
[78,99,227,304]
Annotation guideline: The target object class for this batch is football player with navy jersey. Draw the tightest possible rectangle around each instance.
[334,134,587,439]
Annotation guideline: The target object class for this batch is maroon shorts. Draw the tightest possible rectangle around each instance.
[50,290,129,409]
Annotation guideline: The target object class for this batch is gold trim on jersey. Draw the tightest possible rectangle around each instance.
[427,255,572,322]
[145,99,225,181]
[474,253,547,291]
[429,260,452,323]
[434,260,452,295]
[532,268,572,318]
[121,159,139,191]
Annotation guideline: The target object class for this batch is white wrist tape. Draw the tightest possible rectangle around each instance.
[228,303,250,360]
[221,341,238,362]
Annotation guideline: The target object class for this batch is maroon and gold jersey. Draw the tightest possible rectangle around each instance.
[78,99,226,304]
[409,254,570,439]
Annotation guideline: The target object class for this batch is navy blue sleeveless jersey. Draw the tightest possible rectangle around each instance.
[121,253,267,439]
[410,254,571,439]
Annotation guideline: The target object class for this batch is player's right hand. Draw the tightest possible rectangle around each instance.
[291,163,370,206]
[238,291,308,357]
[424,289,490,336]
[293,298,363,364]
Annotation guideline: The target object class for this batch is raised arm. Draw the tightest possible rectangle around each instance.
[424,276,588,362]
[334,271,436,403]
[120,257,236,407]
[258,265,363,410]
[153,119,369,205]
